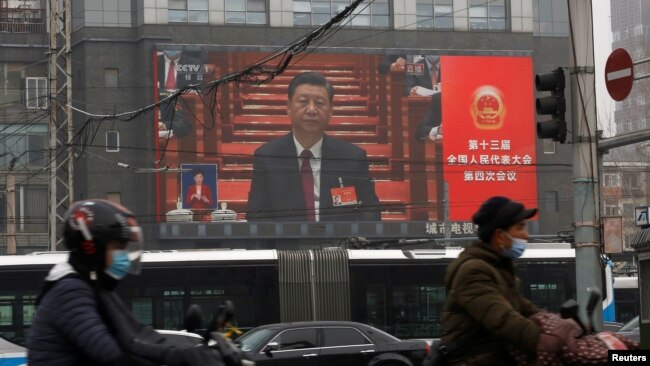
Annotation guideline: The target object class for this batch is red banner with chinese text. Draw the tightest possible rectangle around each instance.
[442,56,537,221]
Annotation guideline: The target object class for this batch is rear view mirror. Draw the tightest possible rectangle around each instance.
[263,342,279,353]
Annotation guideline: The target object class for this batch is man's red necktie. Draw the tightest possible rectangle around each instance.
[300,150,316,221]
[165,60,176,90]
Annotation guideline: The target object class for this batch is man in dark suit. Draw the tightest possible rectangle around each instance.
[156,50,209,138]
[156,50,207,92]
[405,55,443,141]
[379,55,442,141]
[246,72,381,222]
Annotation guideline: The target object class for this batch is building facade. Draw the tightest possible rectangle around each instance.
[0,0,576,252]
[602,0,650,255]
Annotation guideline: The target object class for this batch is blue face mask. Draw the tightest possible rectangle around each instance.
[105,250,131,280]
[503,234,528,259]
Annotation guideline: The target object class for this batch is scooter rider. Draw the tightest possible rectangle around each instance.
[27,199,224,366]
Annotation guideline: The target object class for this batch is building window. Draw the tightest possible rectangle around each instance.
[416,0,453,30]
[533,0,569,37]
[293,0,389,29]
[25,77,47,109]
[603,173,620,187]
[0,185,48,233]
[0,124,47,169]
[623,203,634,218]
[105,68,119,88]
[469,0,506,31]
[544,191,558,212]
[622,172,642,191]
[604,199,619,216]
[2,63,41,106]
[226,0,267,25]
[169,0,209,23]
[106,130,120,152]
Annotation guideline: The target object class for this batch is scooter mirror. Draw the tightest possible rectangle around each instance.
[586,289,601,315]
[586,289,601,334]
[560,299,578,319]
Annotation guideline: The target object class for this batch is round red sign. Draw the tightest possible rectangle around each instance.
[605,48,634,101]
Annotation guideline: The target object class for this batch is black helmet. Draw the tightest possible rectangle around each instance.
[64,199,143,280]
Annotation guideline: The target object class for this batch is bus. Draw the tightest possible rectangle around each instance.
[0,244,576,346]
[612,276,639,324]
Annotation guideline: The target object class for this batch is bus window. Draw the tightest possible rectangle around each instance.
[350,264,446,339]
[365,285,386,330]
[21,295,36,326]
[518,263,574,312]
[162,289,186,330]
[131,298,153,325]
[528,283,561,311]
[0,298,13,326]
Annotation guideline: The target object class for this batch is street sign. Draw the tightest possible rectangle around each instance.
[635,206,649,227]
[605,48,634,101]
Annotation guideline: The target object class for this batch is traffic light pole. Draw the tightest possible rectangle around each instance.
[568,0,602,327]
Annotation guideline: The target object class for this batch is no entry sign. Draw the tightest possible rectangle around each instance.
[605,48,634,101]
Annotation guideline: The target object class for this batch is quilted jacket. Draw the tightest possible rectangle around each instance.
[27,262,125,366]
[441,242,541,365]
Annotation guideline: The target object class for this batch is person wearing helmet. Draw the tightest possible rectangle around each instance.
[27,199,144,366]
[28,199,227,366]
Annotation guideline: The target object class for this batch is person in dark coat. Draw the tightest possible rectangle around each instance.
[441,196,580,365]
[246,72,381,221]
[27,199,145,366]
[27,199,224,366]
[378,54,442,141]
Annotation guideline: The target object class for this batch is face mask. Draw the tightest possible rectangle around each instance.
[503,233,528,259]
[105,250,131,280]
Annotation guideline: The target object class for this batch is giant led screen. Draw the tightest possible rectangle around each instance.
[154,48,537,225]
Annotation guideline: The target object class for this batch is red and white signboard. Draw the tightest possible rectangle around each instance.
[605,48,634,101]
[442,56,537,221]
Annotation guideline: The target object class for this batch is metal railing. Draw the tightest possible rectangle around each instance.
[0,8,45,34]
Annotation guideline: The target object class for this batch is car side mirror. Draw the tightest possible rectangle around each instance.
[263,342,279,353]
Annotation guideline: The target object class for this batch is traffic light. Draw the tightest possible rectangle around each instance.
[535,68,566,143]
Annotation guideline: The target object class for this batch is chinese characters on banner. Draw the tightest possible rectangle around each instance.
[448,139,533,182]
[442,56,538,221]
[425,222,476,236]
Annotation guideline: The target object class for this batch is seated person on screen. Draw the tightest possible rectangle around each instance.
[246,72,381,222]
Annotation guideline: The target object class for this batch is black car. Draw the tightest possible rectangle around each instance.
[235,321,429,366]
[617,315,640,343]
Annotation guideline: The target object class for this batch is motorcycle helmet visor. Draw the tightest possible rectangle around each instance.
[126,224,143,275]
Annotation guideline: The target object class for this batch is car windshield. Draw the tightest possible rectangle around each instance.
[618,316,639,332]
[237,328,277,352]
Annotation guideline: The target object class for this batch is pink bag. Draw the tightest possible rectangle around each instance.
[510,312,639,365]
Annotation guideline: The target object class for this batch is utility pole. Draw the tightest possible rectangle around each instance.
[48,0,74,251]
[6,174,16,255]
[569,0,602,326]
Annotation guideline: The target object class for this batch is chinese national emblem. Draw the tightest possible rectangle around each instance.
[471,86,505,130]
